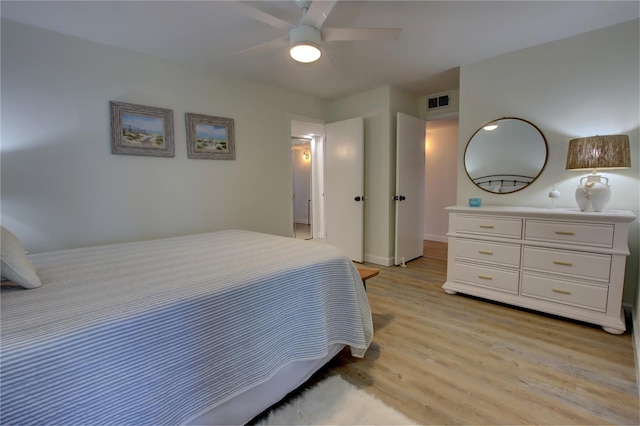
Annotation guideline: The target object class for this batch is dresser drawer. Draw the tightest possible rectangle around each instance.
[521,273,608,312]
[456,215,522,239]
[522,246,611,283]
[455,239,521,267]
[524,220,614,248]
[453,262,519,294]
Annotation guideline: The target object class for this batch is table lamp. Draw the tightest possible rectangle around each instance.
[565,134,630,212]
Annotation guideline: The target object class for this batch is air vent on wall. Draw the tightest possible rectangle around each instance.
[427,92,450,110]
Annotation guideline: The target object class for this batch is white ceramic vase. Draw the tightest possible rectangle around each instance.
[574,175,611,212]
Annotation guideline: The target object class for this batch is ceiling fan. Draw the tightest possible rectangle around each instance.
[233,0,402,63]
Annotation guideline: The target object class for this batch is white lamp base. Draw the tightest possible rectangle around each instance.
[575,174,611,212]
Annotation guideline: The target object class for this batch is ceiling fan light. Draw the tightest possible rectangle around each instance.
[290,44,321,63]
[289,24,321,63]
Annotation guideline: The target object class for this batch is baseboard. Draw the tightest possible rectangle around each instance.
[364,238,447,266]
[363,253,394,266]
[423,234,448,243]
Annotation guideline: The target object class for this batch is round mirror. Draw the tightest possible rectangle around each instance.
[464,117,548,194]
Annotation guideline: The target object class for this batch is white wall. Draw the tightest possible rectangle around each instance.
[1,19,329,252]
[458,19,639,306]
[424,117,458,242]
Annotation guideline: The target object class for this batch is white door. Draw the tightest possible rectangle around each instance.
[325,117,364,262]
[394,112,426,265]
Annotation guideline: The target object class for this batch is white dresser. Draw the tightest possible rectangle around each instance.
[443,206,636,334]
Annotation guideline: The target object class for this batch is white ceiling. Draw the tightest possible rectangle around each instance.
[1,1,638,101]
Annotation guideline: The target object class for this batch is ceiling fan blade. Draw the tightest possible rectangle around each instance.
[320,43,335,68]
[230,1,294,31]
[234,36,288,56]
[322,27,402,42]
[301,0,337,29]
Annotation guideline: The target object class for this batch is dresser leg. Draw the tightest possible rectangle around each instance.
[602,326,624,335]
[444,289,457,295]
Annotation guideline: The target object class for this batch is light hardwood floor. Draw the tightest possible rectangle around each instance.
[256,241,639,425]
[293,223,312,240]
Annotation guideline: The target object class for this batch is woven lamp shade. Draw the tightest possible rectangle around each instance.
[566,134,631,171]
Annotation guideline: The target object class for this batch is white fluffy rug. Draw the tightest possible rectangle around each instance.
[256,375,418,425]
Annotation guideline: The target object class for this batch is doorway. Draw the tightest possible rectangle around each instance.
[423,116,459,244]
[290,119,326,240]
[395,112,458,262]
[289,116,365,262]
[291,138,312,240]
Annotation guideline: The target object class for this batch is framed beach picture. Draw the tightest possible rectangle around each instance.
[110,101,175,157]
[185,113,235,160]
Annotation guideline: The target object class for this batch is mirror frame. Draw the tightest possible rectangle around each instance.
[463,117,548,194]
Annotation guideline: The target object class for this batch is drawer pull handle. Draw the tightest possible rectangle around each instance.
[478,250,494,255]
[479,225,494,229]
[553,260,573,266]
[478,275,493,280]
[552,288,572,295]
[555,231,575,235]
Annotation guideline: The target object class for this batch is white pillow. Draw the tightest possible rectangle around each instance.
[1,226,41,289]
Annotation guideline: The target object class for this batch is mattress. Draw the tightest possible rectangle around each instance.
[0,230,373,425]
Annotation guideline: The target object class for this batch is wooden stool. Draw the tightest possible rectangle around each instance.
[357,267,379,290]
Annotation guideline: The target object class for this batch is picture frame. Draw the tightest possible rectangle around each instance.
[110,101,174,157]
[185,113,235,160]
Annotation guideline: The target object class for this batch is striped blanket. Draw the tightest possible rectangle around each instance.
[1,230,373,425]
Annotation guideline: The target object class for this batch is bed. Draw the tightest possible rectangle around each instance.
[0,229,373,425]
[472,174,534,193]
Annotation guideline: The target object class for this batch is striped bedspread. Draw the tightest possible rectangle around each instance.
[0,230,373,425]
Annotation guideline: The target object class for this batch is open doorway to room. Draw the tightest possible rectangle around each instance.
[422,115,458,258]
[291,137,312,240]
[394,112,459,264]
[291,119,326,240]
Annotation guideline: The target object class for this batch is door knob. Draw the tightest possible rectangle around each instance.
[354,196,362,201]
[393,195,406,201]
[400,195,406,201]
